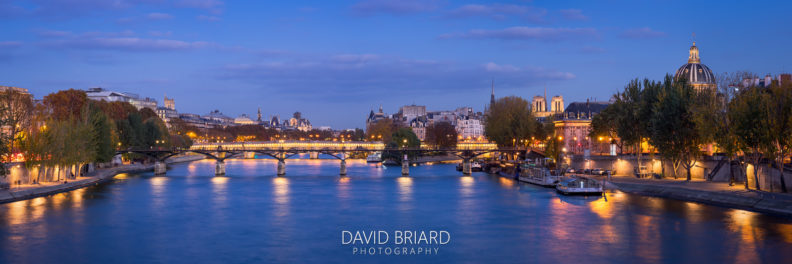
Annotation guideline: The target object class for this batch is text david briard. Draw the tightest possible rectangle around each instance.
[341,230,450,256]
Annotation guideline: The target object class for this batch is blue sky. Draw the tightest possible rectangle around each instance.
[1,0,791,129]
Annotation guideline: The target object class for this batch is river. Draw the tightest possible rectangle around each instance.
[1,158,791,263]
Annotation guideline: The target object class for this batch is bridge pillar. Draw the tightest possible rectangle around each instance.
[154,161,167,175]
[277,160,286,176]
[215,160,226,176]
[244,151,255,159]
[340,159,347,176]
[401,154,409,176]
[463,158,472,176]
[309,151,319,159]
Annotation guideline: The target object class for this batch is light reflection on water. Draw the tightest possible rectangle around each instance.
[0,159,790,263]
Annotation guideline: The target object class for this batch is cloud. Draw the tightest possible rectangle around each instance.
[0,41,23,61]
[484,62,575,79]
[446,4,546,22]
[147,12,173,20]
[216,54,576,100]
[620,27,666,39]
[560,9,588,21]
[331,54,380,63]
[8,0,222,20]
[27,0,132,18]
[0,41,23,48]
[176,0,224,13]
[36,29,73,38]
[0,2,28,17]
[197,15,221,22]
[148,31,173,37]
[484,62,519,72]
[42,36,212,52]
[350,0,441,16]
[440,27,599,42]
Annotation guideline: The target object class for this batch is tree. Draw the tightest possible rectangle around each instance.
[544,132,563,168]
[352,128,365,141]
[383,128,420,163]
[366,118,399,142]
[613,79,656,170]
[42,89,88,121]
[650,76,702,181]
[730,86,769,190]
[90,107,116,163]
[0,89,33,148]
[425,121,458,148]
[690,85,721,181]
[139,107,158,121]
[762,83,792,192]
[0,104,11,178]
[485,96,537,147]
[713,72,746,186]
[589,104,620,154]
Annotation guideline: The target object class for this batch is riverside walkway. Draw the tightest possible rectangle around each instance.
[579,174,792,216]
[0,155,204,204]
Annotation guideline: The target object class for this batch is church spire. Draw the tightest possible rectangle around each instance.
[490,79,495,105]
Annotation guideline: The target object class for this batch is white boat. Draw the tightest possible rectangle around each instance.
[555,177,603,195]
[517,164,563,187]
[471,161,483,172]
[366,152,382,163]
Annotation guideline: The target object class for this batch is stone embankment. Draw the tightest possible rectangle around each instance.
[604,176,792,217]
[0,155,204,204]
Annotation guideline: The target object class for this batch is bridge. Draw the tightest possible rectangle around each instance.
[117,140,530,177]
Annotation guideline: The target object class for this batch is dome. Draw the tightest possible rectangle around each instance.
[674,42,716,90]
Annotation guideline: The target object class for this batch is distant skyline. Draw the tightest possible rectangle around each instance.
[1,0,791,128]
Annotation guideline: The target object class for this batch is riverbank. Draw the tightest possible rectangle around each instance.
[0,155,205,204]
[591,175,792,217]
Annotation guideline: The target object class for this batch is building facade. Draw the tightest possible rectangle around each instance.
[554,101,610,155]
[85,87,158,111]
[456,117,484,140]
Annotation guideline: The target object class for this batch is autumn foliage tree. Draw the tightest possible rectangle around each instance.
[425,121,458,148]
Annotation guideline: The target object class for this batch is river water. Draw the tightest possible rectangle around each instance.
[1,158,791,263]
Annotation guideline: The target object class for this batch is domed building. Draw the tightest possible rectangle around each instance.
[674,42,716,90]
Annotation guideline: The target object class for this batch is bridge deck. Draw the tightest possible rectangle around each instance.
[189,141,499,151]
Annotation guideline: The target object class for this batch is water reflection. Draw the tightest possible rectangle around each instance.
[337,177,351,201]
[588,197,613,220]
[498,176,515,188]
[397,176,413,202]
[6,198,45,227]
[1,161,791,264]
[149,176,168,209]
[273,177,290,217]
[211,176,229,204]
[457,176,478,225]
[684,202,703,223]
[459,176,474,197]
[635,215,661,263]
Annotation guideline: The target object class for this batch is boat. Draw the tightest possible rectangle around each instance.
[517,164,563,187]
[555,177,603,195]
[471,161,483,172]
[366,152,382,163]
